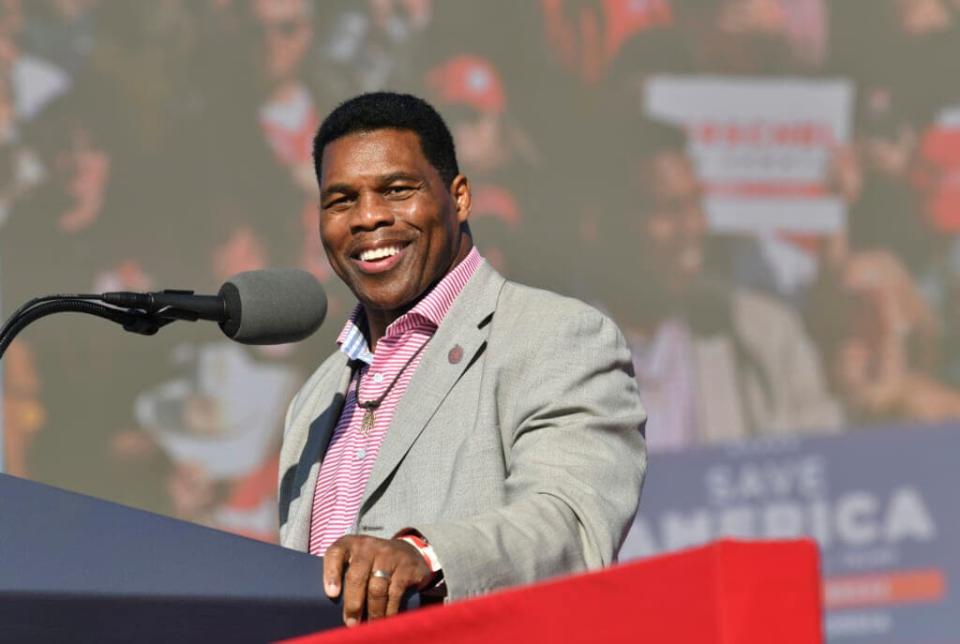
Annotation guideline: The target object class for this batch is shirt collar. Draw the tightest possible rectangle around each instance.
[336,247,484,364]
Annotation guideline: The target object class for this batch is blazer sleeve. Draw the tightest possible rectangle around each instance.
[415,307,648,600]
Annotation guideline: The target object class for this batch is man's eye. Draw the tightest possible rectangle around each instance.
[325,197,351,210]
[385,186,415,196]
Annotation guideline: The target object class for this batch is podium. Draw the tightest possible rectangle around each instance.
[286,539,823,644]
[1,472,822,643]
[0,473,350,643]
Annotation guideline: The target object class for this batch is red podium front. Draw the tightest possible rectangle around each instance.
[286,539,822,644]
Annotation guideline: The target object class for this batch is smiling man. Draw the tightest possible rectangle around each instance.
[277,92,646,626]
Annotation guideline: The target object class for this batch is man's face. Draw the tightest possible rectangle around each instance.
[318,128,469,318]
[634,150,707,293]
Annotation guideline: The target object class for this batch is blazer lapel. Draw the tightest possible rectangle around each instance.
[282,353,353,550]
[359,262,505,511]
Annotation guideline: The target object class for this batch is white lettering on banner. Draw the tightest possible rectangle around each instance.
[840,547,899,569]
[836,492,879,546]
[625,486,938,558]
[810,499,832,545]
[704,456,828,505]
[716,506,754,538]
[885,487,937,542]
[825,611,893,637]
[763,502,806,538]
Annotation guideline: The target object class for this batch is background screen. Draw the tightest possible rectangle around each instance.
[2,2,959,640]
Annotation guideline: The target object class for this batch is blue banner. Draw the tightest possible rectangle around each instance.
[621,424,960,643]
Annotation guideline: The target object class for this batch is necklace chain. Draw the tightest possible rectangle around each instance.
[354,340,428,435]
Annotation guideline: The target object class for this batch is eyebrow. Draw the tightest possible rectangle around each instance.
[379,171,421,184]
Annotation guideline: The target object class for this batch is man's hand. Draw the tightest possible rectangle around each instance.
[323,535,432,626]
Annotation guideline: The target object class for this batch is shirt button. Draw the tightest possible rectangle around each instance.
[373,373,384,384]
[355,448,367,460]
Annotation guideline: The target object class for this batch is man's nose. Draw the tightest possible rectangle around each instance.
[350,192,395,233]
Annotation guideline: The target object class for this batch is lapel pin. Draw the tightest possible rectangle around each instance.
[448,344,464,365]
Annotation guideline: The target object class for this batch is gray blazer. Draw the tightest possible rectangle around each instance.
[278,262,647,600]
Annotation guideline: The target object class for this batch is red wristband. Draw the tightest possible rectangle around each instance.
[397,534,442,573]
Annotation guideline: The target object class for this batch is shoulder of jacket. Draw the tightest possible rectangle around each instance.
[496,280,612,328]
[732,287,802,325]
[728,288,810,355]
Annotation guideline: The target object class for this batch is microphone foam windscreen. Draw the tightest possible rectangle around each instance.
[218,269,327,345]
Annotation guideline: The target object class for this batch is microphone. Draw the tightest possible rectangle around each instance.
[101,268,327,345]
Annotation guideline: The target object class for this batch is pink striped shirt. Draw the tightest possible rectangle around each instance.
[308,248,484,554]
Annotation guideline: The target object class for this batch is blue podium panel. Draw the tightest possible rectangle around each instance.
[0,474,342,643]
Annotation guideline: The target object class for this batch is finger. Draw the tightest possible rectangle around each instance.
[386,555,433,617]
[386,574,412,617]
[365,564,393,621]
[323,540,350,598]
[342,551,373,627]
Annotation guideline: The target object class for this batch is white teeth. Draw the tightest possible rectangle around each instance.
[359,245,402,262]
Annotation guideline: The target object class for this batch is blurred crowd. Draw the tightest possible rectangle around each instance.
[2,0,959,538]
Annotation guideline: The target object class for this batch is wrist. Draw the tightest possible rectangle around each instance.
[396,533,442,574]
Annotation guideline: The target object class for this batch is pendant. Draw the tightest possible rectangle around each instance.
[361,408,375,435]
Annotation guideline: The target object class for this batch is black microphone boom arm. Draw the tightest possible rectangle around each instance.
[0,268,326,360]
[0,297,178,361]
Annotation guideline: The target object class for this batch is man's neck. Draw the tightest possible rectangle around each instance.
[362,239,474,351]
[363,309,397,352]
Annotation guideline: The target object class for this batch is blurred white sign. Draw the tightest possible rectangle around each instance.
[646,76,854,235]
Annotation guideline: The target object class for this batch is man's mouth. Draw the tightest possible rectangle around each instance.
[358,245,403,262]
[351,242,410,274]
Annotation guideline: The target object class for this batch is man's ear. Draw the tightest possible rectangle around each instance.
[450,174,471,224]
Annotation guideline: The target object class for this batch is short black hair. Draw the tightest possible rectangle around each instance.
[312,92,460,186]
[605,113,689,211]
[629,115,688,163]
